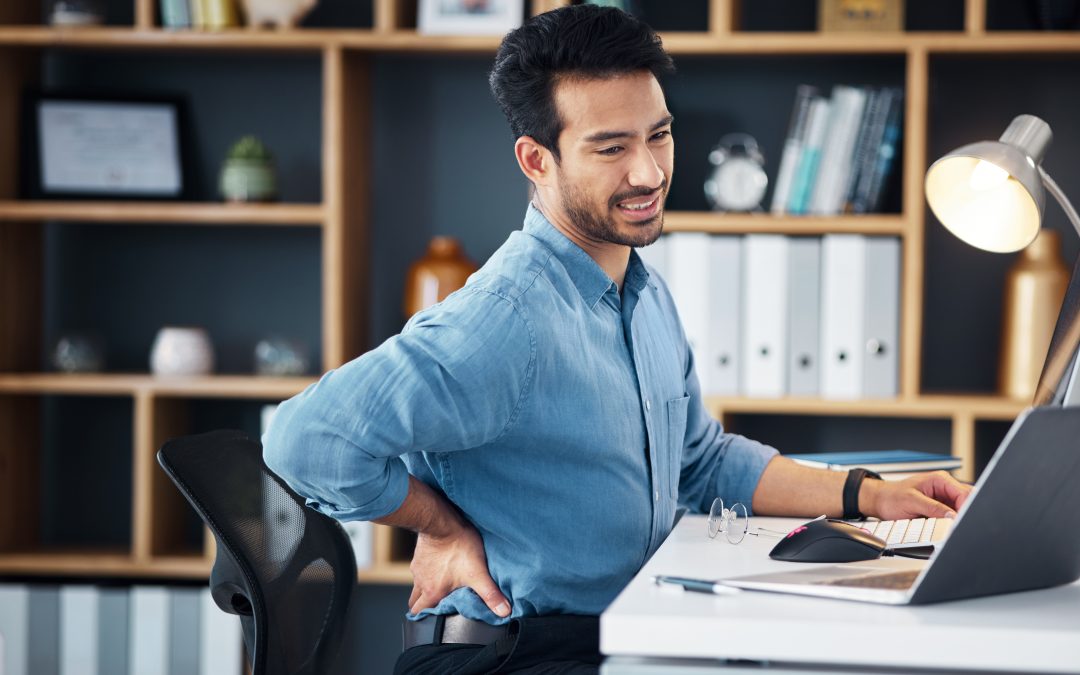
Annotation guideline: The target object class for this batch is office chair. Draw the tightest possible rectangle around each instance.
[157,429,356,675]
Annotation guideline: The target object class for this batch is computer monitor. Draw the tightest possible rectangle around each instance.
[1033,253,1080,407]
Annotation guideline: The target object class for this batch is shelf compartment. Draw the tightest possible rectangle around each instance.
[0,373,316,398]
[0,396,41,553]
[730,414,953,458]
[0,395,134,557]
[0,201,326,226]
[663,212,907,235]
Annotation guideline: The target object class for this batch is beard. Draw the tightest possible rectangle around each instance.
[559,177,668,248]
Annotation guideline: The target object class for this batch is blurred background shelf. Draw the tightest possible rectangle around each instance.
[0,373,317,397]
[0,0,1071,601]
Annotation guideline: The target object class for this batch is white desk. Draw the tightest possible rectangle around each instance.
[601,516,1080,674]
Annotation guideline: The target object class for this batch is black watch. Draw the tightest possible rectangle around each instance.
[843,468,883,520]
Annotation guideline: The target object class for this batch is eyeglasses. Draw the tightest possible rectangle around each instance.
[706,498,787,544]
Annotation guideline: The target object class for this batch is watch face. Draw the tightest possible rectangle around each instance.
[714,157,768,211]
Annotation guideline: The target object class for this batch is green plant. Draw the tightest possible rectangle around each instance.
[226,135,273,162]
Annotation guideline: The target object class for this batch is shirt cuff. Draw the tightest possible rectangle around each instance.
[315,457,411,522]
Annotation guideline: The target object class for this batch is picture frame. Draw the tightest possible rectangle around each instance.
[819,0,904,33]
[21,91,192,200]
[417,0,525,36]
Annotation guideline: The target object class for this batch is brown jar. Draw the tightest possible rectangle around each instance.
[404,237,478,319]
[999,228,1070,400]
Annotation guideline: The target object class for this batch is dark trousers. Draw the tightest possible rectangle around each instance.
[394,615,601,675]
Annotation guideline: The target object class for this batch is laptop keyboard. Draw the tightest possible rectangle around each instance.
[815,569,922,590]
[857,517,952,548]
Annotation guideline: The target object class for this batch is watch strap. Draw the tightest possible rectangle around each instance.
[843,468,883,520]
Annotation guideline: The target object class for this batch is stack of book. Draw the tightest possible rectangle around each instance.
[639,232,900,400]
[160,0,239,29]
[784,449,963,481]
[771,84,904,216]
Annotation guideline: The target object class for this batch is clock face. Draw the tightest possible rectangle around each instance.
[713,157,768,211]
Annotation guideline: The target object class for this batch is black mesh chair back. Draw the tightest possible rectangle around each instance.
[157,429,356,675]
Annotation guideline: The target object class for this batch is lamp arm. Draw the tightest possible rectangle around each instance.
[1039,167,1080,240]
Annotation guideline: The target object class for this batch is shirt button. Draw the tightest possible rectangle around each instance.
[645,399,652,412]
[654,490,660,502]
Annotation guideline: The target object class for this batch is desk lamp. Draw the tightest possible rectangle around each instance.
[925,114,1080,406]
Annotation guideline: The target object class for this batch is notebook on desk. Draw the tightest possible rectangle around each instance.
[723,405,1080,605]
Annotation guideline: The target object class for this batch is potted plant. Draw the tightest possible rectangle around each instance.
[219,135,278,202]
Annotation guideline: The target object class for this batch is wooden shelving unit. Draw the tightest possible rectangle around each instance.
[0,0,1068,583]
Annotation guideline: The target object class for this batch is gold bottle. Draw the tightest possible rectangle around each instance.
[403,237,478,319]
[999,228,1070,400]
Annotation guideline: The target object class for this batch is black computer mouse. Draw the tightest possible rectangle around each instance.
[769,518,887,563]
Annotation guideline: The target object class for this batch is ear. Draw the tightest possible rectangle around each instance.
[514,136,554,186]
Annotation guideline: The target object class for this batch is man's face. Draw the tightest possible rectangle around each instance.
[549,71,673,248]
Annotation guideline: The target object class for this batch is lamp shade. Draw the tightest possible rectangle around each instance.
[925,115,1052,253]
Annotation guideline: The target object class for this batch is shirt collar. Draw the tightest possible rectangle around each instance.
[523,203,619,308]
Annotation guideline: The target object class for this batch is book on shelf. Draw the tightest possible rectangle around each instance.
[159,0,191,29]
[778,83,904,216]
[786,96,831,215]
[809,85,867,216]
[849,87,904,214]
[770,85,819,215]
[784,449,963,474]
[169,0,238,29]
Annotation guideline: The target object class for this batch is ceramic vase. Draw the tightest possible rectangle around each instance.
[220,158,278,202]
[151,327,215,376]
[999,228,1070,399]
[403,237,478,318]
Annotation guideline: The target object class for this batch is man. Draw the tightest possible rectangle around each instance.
[264,5,971,673]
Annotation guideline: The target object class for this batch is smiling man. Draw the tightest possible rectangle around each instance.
[263,6,971,674]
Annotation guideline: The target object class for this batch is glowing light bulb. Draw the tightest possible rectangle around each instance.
[968,160,1010,192]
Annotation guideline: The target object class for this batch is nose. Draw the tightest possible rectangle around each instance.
[627,145,665,189]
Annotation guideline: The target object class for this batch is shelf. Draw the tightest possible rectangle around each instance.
[2,27,1080,55]
[707,394,1026,420]
[0,373,317,398]
[0,550,211,578]
[0,26,337,51]
[663,212,907,236]
[660,32,1080,55]
[0,549,413,583]
[0,201,325,226]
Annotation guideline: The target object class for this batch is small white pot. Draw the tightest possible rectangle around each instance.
[150,327,215,376]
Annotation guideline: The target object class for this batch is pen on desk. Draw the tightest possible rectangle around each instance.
[651,575,739,595]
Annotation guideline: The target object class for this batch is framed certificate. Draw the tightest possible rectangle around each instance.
[418,0,525,36]
[22,92,192,200]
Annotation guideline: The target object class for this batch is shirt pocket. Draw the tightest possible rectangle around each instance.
[664,395,690,493]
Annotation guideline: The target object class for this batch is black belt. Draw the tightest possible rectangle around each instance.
[403,614,512,651]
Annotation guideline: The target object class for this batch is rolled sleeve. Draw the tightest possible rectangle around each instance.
[263,286,534,522]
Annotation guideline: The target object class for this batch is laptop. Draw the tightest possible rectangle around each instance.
[722,405,1080,605]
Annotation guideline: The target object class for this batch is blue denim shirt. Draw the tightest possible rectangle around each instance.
[263,204,778,623]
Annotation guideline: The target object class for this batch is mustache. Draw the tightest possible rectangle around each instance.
[609,179,668,209]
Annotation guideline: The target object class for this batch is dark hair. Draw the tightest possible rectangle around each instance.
[488,5,674,161]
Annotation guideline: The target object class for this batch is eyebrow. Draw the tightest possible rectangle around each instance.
[582,114,674,144]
